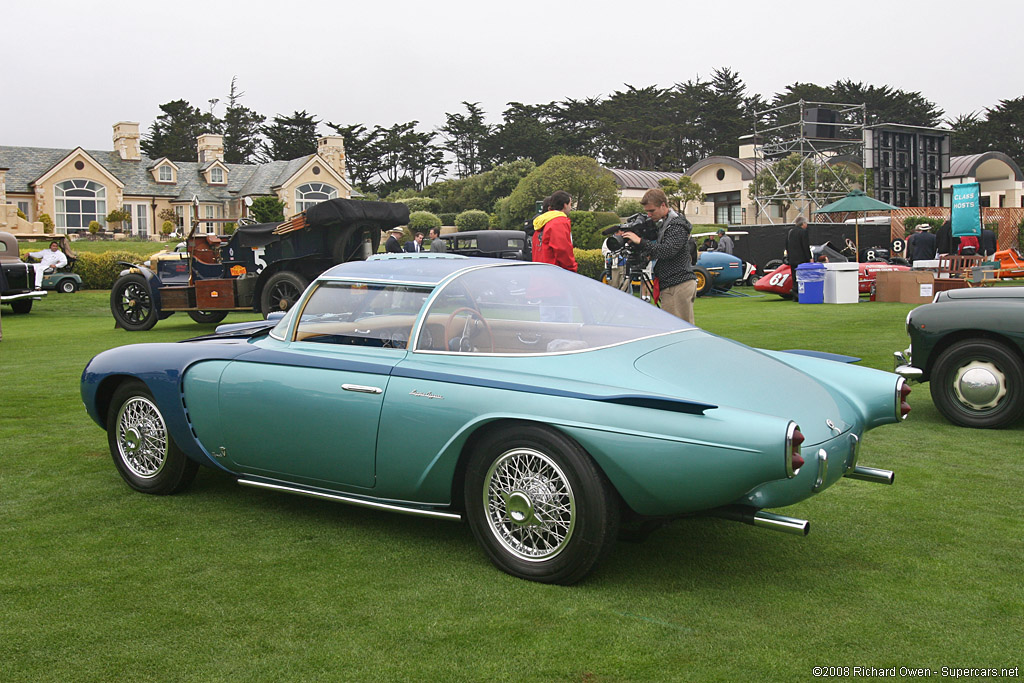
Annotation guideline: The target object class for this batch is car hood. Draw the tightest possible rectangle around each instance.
[631,332,854,445]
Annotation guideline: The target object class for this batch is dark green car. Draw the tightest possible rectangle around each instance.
[894,287,1024,428]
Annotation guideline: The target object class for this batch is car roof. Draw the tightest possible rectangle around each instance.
[319,253,533,286]
[936,286,1024,302]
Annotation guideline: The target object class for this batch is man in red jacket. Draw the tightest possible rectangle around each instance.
[534,190,577,272]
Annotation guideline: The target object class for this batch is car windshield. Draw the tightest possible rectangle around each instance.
[416,263,692,354]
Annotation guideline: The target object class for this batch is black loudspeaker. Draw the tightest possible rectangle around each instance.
[869,127,950,207]
[803,107,837,139]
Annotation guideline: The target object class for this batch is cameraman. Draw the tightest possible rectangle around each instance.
[621,189,697,324]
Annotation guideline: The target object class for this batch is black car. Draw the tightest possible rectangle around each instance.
[110,198,409,330]
[0,231,48,314]
[440,230,530,260]
[894,287,1024,428]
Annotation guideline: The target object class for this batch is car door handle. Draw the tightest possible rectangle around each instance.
[342,384,383,394]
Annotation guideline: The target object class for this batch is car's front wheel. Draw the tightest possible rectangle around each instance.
[10,299,32,314]
[110,273,158,331]
[693,266,713,296]
[930,339,1024,428]
[464,425,619,584]
[107,380,198,494]
[58,278,78,293]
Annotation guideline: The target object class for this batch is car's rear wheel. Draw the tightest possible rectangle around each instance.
[693,266,713,296]
[107,380,198,494]
[10,299,32,314]
[111,273,158,331]
[464,425,619,584]
[58,278,78,293]
[260,271,308,317]
[930,339,1024,428]
[188,310,229,324]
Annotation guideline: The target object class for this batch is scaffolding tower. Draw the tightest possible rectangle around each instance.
[750,100,867,223]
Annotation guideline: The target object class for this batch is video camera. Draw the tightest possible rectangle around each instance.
[602,213,658,268]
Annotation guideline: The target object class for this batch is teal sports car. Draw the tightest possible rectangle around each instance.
[82,254,907,584]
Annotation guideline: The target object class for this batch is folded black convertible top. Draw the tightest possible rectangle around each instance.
[233,198,410,249]
[305,198,410,229]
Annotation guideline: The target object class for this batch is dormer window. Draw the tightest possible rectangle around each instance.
[210,167,225,184]
[158,165,173,182]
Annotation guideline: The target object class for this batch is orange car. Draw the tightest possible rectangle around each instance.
[992,248,1024,279]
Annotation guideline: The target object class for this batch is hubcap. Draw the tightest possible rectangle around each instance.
[953,361,1006,410]
[115,396,168,478]
[483,448,575,562]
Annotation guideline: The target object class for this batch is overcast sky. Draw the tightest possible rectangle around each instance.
[5,0,1022,152]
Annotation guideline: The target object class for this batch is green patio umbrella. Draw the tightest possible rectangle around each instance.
[815,190,899,260]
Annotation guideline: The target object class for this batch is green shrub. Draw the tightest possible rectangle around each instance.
[161,221,174,236]
[574,248,604,280]
[397,197,443,214]
[408,211,442,232]
[74,250,145,289]
[615,198,643,217]
[903,216,944,235]
[105,207,132,226]
[250,196,285,223]
[568,211,603,250]
[88,221,102,235]
[223,222,237,235]
[385,188,419,201]
[439,213,457,226]
[455,210,490,232]
[39,213,54,234]
[17,208,27,220]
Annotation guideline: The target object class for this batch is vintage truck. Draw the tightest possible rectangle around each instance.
[110,198,409,331]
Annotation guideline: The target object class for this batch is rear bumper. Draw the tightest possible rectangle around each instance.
[1,290,47,303]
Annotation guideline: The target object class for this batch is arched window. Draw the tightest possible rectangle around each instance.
[295,182,337,212]
[55,179,107,233]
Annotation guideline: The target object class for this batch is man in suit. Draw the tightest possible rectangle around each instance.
[403,233,424,253]
[385,227,403,253]
[429,228,446,253]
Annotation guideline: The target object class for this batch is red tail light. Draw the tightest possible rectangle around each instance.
[898,379,912,420]
[786,422,804,478]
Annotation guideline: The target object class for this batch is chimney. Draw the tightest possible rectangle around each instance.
[317,136,347,182]
[113,122,141,161]
[197,134,225,163]
[738,134,763,160]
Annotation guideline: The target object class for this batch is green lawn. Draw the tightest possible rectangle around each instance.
[1,289,1021,682]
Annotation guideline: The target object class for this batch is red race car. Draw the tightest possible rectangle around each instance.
[755,242,910,298]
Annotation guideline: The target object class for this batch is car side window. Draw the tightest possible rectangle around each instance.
[293,282,432,349]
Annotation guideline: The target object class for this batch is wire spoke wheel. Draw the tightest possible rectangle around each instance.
[483,448,575,561]
[115,396,169,479]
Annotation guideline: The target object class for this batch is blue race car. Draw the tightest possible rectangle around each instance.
[83,255,906,584]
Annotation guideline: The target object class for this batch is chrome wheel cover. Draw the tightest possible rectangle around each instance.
[953,360,1006,411]
[483,448,575,562]
[115,396,169,478]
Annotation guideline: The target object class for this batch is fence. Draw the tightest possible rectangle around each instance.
[890,207,1024,250]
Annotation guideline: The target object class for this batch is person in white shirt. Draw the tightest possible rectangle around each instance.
[28,241,68,289]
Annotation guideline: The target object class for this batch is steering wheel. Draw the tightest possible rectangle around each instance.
[845,238,857,252]
[445,307,494,353]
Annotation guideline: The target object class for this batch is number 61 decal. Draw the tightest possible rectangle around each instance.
[769,272,790,287]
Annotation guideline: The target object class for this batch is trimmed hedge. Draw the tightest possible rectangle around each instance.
[439,213,458,226]
[574,248,604,280]
[455,210,490,232]
[408,211,442,232]
[74,250,145,289]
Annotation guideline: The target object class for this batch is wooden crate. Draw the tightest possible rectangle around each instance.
[195,279,236,308]
[159,287,194,309]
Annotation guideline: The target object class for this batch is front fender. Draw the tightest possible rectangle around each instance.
[115,264,163,312]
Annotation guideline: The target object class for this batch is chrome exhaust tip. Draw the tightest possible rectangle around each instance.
[845,465,895,485]
[711,505,810,536]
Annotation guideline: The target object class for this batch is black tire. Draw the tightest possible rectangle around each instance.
[58,278,78,293]
[745,273,759,287]
[188,310,229,324]
[331,225,380,263]
[260,271,309,318]
[111,273,158,331]
[929,339,1024,429]
[889,257,911,267]
[106,380,198,494]
[693,266,713,297]
[464,425,619,585]
[765,258,784,272]
[10,299,32,314]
